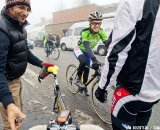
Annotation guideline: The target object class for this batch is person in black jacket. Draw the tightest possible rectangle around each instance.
[0,0,52,130]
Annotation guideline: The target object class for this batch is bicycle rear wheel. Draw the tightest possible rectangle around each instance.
[66,64,79,94]
[91,82,114,125]
[50,47,60,60]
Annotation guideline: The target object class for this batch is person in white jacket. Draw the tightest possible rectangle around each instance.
[95,0,160,129]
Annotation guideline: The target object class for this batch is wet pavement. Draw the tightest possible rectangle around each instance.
[0,47,159,130]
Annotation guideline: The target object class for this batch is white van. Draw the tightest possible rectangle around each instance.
[60,13,115,56]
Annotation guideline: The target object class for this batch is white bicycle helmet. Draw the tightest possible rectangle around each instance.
[89,11,103,21]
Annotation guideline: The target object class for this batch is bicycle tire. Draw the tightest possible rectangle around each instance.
[91,81,114,125]
[50,47,60,60]
[66,64,79,94]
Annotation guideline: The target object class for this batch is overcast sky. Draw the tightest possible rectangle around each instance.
[0,0,119,25]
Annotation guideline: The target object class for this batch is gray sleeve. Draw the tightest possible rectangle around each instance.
[83,41,95,59]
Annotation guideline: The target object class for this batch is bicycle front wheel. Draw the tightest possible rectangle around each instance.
[50,47,60,60]
[91,82,114,125]
[66,64,79,94]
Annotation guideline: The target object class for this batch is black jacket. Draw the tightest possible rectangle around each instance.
[0,9,43,108]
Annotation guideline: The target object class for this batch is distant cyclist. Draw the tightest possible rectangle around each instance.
[74,11,110,96]
[43,33,54,57]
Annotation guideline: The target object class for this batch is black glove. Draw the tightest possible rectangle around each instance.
[38,67,49,83]
[38,62,55,82]
[105,43,109,50]
[95,87,107,103]
[103,40,110,50]
[91,57,100,70]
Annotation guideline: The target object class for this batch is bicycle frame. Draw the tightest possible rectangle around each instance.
[52,74,66,113]
[47,66,67,113]
[70,66,101,87]
[84,68,101,87]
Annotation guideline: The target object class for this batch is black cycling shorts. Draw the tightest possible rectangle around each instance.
[111,87,159,130]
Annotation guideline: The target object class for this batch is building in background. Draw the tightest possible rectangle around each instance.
[45,3,118,38]
[28,3,118,40]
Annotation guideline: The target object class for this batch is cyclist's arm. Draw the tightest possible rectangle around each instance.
[83,41,95,59]
[103,31,112,47]
[27,51,43,68]
[99,0,144,90]
[99,29,108,47]
[0,31,15,108]
[81,31,95,59]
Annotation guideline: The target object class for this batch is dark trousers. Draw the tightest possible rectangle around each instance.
[77,54,90,84]
[111,87,159,130]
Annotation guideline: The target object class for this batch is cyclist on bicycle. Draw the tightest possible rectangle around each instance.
[43,33,54,57]
[74,11,109,95]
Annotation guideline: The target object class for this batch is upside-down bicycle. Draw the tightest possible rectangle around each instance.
[66,63,115,125]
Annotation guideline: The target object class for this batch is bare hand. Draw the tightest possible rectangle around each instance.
[7,103,26,130]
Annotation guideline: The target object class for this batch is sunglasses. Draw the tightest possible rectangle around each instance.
[91,22,102,26]
[15,5,31,12]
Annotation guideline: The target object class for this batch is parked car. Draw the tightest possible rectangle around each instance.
[27,39,34,49]
[60,13,115,56]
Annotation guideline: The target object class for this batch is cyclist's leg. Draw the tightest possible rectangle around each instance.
[83,53,90,84]
[135,100,159,126]
[73,47,87,89]
[73,46,87,80]
[135,110,152,126]
[77,54,87,80]
[83,67,89,84]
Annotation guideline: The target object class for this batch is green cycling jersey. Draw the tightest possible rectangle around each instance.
[78,28,108,52]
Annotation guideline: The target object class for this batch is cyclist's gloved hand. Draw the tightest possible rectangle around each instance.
[105,43,109,50]
[38,62,55,82]
[91,57,100,70]
[95,87,107,103]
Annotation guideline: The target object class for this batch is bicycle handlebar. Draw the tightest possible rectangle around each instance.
[47,65,60,75]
